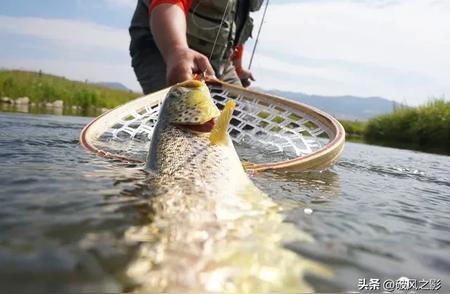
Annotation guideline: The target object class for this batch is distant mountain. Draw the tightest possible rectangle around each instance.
[95,82,131,92]
[93,81,396,120]
[258,88,398,120]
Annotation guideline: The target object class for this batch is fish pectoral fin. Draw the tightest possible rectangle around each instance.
[209,100,236,145]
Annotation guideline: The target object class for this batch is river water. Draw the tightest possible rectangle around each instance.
[0,112,449,292]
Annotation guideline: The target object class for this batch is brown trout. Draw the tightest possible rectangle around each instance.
[125,80,331,293]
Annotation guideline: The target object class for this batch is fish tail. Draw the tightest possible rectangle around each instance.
[209,100,236,145]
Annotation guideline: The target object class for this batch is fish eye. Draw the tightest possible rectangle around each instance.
[170,89,183,98]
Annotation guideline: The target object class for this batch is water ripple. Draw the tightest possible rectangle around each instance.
[1,113,449,292]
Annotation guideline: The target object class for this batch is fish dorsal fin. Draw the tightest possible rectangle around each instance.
[209,100,236,145]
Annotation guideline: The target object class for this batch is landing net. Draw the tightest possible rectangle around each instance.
[80,80,345,171]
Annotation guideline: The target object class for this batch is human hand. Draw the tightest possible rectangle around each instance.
[165,47,215,85]
[235,67,255,88]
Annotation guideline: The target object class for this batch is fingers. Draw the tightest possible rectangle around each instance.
[167,65,192,85]
[240,71,255,88]
[193,54,215,77]
[166,48,216,85]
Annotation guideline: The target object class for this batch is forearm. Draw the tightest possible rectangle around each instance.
[150,4,188,62]
[232,57,244,71]
[232,44,244,71]
[231,45,254,87]
[148,1,214,84]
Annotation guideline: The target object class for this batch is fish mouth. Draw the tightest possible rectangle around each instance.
[174,118,215,133]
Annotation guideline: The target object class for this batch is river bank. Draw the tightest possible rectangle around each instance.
[0,70,139,110]
[365,100,449,155]
[1,70,448,155]
[339,99,450,156]
[0,99,106,117]
[2,101,448,156]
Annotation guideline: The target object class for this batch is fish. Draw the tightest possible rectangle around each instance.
[144,79,253,203]
[125,80,332,293]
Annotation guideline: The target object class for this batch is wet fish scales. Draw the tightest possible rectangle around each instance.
[125,80,331,293]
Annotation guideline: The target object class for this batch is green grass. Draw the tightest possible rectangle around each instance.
[365,99,450,154]
[2,70,448,154]
[338,120,367,138]
[337,101,449,154]
[0,70,140,109]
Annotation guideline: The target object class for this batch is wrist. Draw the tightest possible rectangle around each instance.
[171,43,189,52]
[165,44,189,62]
[235,66,244,75]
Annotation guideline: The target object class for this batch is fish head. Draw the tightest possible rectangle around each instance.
[163,80,220,129]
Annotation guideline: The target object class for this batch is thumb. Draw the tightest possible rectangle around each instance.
[249,72,256,81]
[167,68,191,85]
[194,54,215,77]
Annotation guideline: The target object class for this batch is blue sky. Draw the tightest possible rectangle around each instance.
[0,0,132,28]
[1,0,449,105]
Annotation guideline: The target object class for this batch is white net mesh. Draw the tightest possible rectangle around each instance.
[89,83,334,164]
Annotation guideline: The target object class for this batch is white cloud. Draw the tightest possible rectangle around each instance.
[0,16,129,50]
[103,0,137,9]
[0,15,141,91]
[247,53,441,103]
[2,0,450,104]
[246,0,450,104]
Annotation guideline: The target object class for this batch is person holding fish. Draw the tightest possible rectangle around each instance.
[129,0,262,94]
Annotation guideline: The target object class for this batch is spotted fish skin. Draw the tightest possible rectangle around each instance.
[160,80,220,125]
[128,81,330,293]
[148,125,251,200]
[145,87,255,222]
[145,80,250,200]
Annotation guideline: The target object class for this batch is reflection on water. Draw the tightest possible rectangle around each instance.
[0,103,100,117]
[254,169,341,201]
[0,112,449,292]
[123,174,331,292]
[14,103,30,113]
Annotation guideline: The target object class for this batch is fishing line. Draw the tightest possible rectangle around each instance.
[190,0,231,75]
[248,0,270,70]
[209,1,232,61]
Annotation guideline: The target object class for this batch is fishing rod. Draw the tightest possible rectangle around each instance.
[248,0,270,70]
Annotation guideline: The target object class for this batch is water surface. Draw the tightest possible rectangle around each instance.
[0,112,449,292]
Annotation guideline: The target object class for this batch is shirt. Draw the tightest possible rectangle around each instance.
[129,0,244,59]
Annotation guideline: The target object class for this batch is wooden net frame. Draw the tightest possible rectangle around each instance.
[80,80,345,172]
